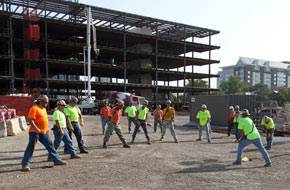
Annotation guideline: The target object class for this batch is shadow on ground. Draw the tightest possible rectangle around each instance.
[176,159,265,173]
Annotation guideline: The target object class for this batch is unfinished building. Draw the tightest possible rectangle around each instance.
[0,0,220,103]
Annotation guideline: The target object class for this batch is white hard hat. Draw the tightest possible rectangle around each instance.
[57,100,66,106]
[143,100,149,105]
[166,100,172,104]
[201,104,207,109]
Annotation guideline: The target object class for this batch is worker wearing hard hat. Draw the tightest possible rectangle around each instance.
[261,115,275,150]
[131,100,151,144]
[160,100,178,143]
[124,102,138,134]
[152,104,163,133]
[50,100,81,160]
[100,100,112,135]
[196,104,211,143]
[103,100,130,148]
[64,96,88,154]
[233,109,271,167]
[233,105,241,140]
[227,106,235,136]
[21,95,67,172]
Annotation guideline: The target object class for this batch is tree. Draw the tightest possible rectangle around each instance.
[186,79,208,88]
[270,87,290,106]
[184,79,208,102]
[249,84,271,102]
[219,76,248,95]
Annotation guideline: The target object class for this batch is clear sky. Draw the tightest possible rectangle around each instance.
[80,0,290,86]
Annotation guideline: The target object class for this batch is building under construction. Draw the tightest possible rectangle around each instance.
[0,0,220,103]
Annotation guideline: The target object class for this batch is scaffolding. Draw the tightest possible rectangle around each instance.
[0,0,220,103]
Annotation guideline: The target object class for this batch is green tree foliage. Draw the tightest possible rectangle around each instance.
[249,84,271,101]
[270,87,290,106]
[187,79,208,88]
[219,76,248,95]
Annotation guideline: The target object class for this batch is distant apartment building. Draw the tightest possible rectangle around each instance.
[218,57,290,88]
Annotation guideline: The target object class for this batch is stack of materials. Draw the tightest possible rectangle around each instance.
[0,105,29,138]
[0,116,28,138]
[0,106,16,121]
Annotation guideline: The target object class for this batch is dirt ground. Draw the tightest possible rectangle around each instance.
[0,114,290,190]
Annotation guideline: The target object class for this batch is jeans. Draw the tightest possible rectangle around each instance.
[228,123,234,136]
[128,117,138,132]
[266,129,274,148]
[22,132,61,166]
[132,120,150,142]
[53,127,76,157]
[68,122,85,151]
[234,122,240,140]
[198,123,211,142]
[103,121,127,145]
[236,138,271,164]
[101,117,110,134]
[154,119,162,133]
[161,120,177,141]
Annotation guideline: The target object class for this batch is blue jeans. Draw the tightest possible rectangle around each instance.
[198,123,211,142]
[53,127,76,157]
[236,138,271,164]
[101,117,110,134]
[132,120,150,141]
[22,132,62,166]
[153,119,162,133]
[128,117,138,132]
[234,123,240,140]
[266,129,274,148]
[228,123,234,136]
[68,122,85,151]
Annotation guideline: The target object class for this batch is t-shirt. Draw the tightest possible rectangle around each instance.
[137,107,149,120]
[163,107,175,121]
[153,109,163,121]
[261,118,275,129]
[238,117,260,140]
[111,107,122,125]
[100,106,112,118]
[125,106,137,118]
[64,105,81,122]
[28,104,49,134]
[53,109,67,129]
[196,110,211,127]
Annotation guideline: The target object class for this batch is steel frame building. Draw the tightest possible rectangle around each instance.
[0,0,220,103]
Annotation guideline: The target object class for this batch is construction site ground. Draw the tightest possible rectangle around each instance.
[1,115,290,190]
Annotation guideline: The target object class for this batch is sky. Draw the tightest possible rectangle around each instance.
[80,0,290,87]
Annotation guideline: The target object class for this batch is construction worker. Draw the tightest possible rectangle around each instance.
[233,105,241,140]
[233,109,272,167]
[103,100,130,148]
[227,106,235,136]
[152,105,163,133]
[160,100,178,143]
[50,100,81,160]
[100,100,112,135]
[196,104,211,143]
[21,95,67,172]
[64,96,88,154]
[261,115,275,150]
[124,102,138,133]
[131,100,151,144]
